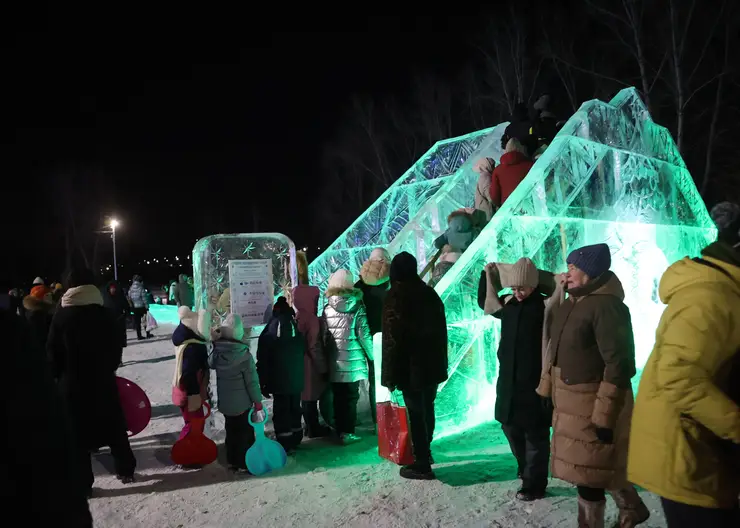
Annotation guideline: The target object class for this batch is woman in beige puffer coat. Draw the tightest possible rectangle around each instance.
[537,243,649,528]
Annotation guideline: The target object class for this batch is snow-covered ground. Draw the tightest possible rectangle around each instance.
[89,325,667,527]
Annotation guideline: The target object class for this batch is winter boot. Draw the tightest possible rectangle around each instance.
[400,462,435,480]
[608,487,650,527]
[578,497,606,528]
[303,402,331,438]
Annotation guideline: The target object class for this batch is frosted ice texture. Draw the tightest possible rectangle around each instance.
[192,233,297,326]
[315,88,716,438]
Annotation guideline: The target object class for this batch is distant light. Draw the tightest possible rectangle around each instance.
[110,219,120,229]
[175,256,179,261]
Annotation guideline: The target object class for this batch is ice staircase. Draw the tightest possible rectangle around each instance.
[309,88,716,438]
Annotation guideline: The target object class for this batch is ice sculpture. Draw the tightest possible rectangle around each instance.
[311,88,716,439]
[307,125,505,306]
[192,233,297,330]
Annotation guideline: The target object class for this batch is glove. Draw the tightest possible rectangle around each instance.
[595,427,614,444]
[253,401,263,411]
[186,394,202,412]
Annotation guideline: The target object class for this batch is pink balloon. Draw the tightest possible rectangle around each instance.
[116,376,152,437]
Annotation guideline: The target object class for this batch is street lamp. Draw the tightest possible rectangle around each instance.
[110,219,120,280]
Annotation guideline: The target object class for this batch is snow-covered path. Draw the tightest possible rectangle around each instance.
[89,326,667,527]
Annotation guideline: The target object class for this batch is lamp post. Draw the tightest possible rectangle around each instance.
[110,219,120,280]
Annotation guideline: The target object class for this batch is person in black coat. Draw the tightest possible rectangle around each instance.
[23,285,54,352]
[477,258,553,502]
[47,267,136,493]
[381,252,448,480]
[102,280,130,349]
[257,297,305,452]
[3,307,93,527]
[502,102,536,157]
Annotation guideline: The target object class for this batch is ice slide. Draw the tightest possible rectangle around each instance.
[307,87,716,438]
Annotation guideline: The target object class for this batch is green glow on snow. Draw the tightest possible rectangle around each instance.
[312,87,715,440]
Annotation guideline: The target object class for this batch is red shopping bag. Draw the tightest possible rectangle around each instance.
[377,400,414,465]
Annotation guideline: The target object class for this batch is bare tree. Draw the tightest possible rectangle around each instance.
[701,10,733,195]
[583,0,659,113]
[475,6,543,116]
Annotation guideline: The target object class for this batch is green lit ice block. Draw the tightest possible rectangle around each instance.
[192,233,297,325]
[313,88,716,439]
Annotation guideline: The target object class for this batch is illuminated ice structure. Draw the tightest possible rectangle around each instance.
[309,88,716,439]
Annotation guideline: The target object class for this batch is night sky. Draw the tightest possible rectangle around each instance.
[1,8,481,288]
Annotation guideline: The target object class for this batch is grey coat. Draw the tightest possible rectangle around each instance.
[128,281,148,309]
[322,288,373,383]
[208,339,261,416]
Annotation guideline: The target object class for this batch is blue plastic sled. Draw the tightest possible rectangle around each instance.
[246,407,288,476]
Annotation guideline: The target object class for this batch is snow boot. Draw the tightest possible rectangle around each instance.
[578,497,606,528]
[339,433,362,445]
[608,487,650,527]
[117,474,135,484]
[400,462,435,480]
[292,430,304,448]
[303,403,331,438]
[516,487,546,502]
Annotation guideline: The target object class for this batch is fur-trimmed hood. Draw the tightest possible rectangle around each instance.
[325,287,363,314]
[359,259,390,286]
[23,295,52,313]
[61,285,104,308]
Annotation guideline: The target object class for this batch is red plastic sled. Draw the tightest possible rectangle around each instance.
[377,401,414,466]
[116,376,152,437]
[171,402,218,467]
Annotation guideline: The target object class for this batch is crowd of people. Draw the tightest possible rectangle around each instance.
[4,96,739,526]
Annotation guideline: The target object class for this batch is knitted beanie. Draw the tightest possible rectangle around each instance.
[219,313,245,341]
[566,243,611,278]
[30,285,51,300]
[328,269,354,290]
[369,247,391,262]
[502,258,538,289]
[33,276,44,286]
[709,202,740,246]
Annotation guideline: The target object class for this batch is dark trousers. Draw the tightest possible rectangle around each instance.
[402,385,438,464]
[662,497,740,527]
[578,486,606,502]
[332,381,360,434]
[224,413,255,469]
[131,307,147,338]
[79,429,136,491]
[501,422,550,491]
[367,362,377,424]
[272,393,303,449]
[319,386,334,428]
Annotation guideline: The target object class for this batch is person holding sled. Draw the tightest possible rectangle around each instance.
[47,267,136,493]
[209,313,263,473]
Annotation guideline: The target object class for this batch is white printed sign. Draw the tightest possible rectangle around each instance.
[228,259,274,327]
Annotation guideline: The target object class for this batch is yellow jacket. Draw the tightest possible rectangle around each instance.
[628,247,740,508]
